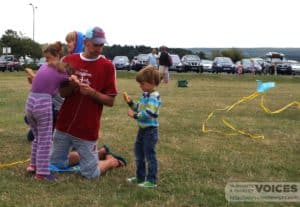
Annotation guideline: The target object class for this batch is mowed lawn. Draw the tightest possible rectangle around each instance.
[0,71,299,207]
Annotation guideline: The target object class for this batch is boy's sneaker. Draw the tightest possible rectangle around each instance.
[127,177,144,184]
[35,174,57,181]
[138,181,157,188]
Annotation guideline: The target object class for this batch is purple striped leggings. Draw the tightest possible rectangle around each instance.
[25,92,53,175]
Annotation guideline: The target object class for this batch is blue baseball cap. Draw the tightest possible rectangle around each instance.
[85,26,107,45]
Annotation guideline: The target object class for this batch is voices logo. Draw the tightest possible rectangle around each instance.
[255,184,298,193]
[225,182,300,202]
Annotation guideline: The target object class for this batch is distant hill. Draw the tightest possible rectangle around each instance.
[188,48,300,61]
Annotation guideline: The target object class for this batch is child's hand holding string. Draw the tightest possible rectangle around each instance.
[24,68,35,84]
[127,109,134,118]
[123,92,131,103]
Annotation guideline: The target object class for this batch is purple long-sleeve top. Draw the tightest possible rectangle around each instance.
[31,64,69,96]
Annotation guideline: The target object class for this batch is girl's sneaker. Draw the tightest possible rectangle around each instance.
[26,166,36,173]
[127,177,144,184]
[35,174,57,181]
[138,181,157,188]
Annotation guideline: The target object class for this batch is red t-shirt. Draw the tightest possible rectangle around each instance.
[55,54,117,141]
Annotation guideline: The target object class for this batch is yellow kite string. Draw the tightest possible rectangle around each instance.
[260,96,300,114]
[202,91,299,139]
[2,93,299,168]
[0,159,30,168]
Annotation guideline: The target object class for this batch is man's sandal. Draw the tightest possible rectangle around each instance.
[110,153,127,167]
[102,144,110,154]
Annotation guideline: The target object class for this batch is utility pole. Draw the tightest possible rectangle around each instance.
[29,3,37,41]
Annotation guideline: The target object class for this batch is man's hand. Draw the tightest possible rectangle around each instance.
[59,75,79,97]
[78,83,94,96]
[67,77,115,107]
[69,75,80,85]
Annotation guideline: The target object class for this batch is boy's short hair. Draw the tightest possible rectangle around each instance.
[136,65,160,86]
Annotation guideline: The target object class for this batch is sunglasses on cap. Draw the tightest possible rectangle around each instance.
[93,43,104,47]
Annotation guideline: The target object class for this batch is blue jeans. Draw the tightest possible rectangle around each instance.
[50,130,100,179]
[135,127,158,183]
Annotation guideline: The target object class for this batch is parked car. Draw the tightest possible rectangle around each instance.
[200,59,213,72]
[212,57,235,73]
[169,54,182,72]
[291,62,300,75]
[251,57,265,66]
[274,62,292,75]
[112,56,130,70]
[0,56,7,71]
[37,57,46,68]
[237,58,262,74]
[19,56,35,65]
[130,54,148,71]
[180,55,202,72]
[0,55,20,72]
[264,52,292,75]
[287,60,298,64]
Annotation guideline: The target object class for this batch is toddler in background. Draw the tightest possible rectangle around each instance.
[65,31,84,54]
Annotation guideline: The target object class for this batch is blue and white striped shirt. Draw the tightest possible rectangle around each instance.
[129,91,161,128]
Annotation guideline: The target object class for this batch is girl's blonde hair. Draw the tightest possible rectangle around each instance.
[65,31,77,43]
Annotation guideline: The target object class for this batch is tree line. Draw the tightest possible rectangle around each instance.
[0,29,245,62]
[0,29,42,60]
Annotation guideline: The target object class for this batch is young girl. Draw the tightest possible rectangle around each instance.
[25,42,69,180]
[65,31,84,54]
[125,65,161,188]
[25,31,84,142]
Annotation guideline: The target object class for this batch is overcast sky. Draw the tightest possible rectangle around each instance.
[1,0,300,48]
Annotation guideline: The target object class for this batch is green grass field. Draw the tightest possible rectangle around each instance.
[0,71,299,207]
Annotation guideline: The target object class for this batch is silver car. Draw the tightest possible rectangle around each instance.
[112,56,130,70]
[169,54,182,72]
[200,59,213,72]
[291,62,300,75]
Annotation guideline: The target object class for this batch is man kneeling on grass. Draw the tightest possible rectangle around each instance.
[50,26,126,180]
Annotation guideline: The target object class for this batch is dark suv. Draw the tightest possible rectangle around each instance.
[212,57,235,73]
[180,55,202,72]
[264,52,292,75]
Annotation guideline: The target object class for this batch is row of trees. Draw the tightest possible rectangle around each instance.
[0,29,244,62]
[0,30,43,60]
[103,45,196,60]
